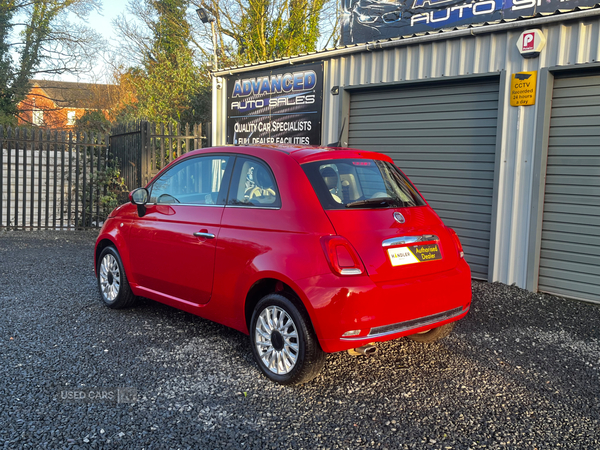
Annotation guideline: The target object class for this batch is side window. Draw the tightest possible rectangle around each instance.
[228,157,281,208]
[150,155,230,205]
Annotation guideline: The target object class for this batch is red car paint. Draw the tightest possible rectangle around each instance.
[95,145,471,353]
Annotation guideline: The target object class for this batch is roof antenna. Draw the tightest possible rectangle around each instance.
[327,118,346,148]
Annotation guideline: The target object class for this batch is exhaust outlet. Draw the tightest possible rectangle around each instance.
[347,343,378,356]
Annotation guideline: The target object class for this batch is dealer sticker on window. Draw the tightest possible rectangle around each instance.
[388,244,442,267]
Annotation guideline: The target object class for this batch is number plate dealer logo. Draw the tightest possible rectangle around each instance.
[388,244,442,267]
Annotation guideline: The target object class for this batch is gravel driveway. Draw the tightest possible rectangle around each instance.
[0,230,599,449]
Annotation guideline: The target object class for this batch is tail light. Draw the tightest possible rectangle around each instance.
[321,236,365,276]
[447,228,464,258]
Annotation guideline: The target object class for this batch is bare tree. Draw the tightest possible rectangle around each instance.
[0,0,103,124]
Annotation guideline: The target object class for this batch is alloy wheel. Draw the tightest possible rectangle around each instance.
[254,305,299,374]
[99,253,120,302]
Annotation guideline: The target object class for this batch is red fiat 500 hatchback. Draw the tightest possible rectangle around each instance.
[95,145,471,384]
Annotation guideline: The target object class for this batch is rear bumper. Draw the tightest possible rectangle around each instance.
[354,305,468,340]
[296,258,472,353]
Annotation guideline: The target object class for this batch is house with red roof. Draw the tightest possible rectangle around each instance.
[17,80,116,128]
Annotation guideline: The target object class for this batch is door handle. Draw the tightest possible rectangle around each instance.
[193,231,215,239]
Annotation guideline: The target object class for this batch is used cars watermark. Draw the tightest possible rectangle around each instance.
[57,387,137,404]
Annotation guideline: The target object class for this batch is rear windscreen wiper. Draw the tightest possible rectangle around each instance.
[345,197,397,208]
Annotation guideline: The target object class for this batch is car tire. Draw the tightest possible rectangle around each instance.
[407,322,456,343]
[97,246,138,309]
[250,293,326,385]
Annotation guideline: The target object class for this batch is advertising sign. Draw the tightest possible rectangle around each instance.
[341,0,598,45]
[226,62,323,145]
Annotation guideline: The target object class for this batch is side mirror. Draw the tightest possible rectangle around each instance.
[130,188,149,205]
[130,188,149,217]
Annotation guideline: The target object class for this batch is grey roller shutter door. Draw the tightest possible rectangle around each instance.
[348,79,499,279]
[539,74,600,303]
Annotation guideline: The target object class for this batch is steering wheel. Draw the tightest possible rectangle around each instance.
[157,193,180,204]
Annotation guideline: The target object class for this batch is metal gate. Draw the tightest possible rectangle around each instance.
[0,126,112,229]
[110,121,204,190]
[1,121,205,230]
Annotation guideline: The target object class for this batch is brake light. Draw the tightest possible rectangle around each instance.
[447,228,464,258]
[321,236,365,276]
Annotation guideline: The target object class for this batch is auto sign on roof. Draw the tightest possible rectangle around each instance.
[226,62,323,146]
[341,0,600,45]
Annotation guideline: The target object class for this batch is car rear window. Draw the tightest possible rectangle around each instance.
[302,159,426,210]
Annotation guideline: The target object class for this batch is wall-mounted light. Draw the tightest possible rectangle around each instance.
[196,8,218,71]
[331,86,340,95]
[196,8,213,23]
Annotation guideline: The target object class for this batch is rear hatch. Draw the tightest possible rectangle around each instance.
[325,207,458,283]
[302,157,459,283]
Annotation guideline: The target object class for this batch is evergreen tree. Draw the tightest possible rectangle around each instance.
[116,0,204,125]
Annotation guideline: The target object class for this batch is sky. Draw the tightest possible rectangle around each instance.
[89,0,125,37]
[60,0,128,83]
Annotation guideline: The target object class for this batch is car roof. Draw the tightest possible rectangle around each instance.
[184,145,394,164]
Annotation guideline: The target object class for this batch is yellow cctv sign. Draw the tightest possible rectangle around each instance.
[510,71,537,106]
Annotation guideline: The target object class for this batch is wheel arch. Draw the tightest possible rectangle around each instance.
[243,277,315,335]
[95,237,118,275]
